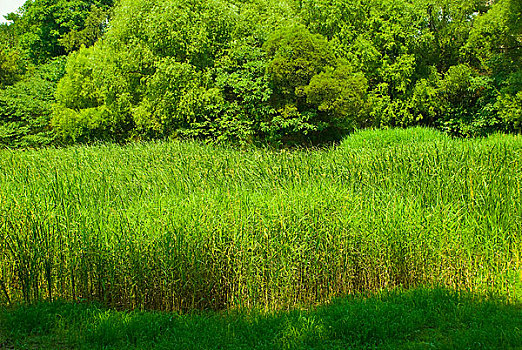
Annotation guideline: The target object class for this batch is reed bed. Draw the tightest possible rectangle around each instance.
[0,128,521,311]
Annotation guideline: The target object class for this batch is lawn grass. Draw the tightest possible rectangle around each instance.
[0,127,521,311]
[1,288,521,349]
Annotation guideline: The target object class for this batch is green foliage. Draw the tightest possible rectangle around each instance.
[467,0,521,72]
[0,24,25,87]
[409,69,441,125]
[53,0,248,143]
[0,58,66,147]
[54,0,329,145]
[187,39,276,144]
[420,0,488,72]
[496,91,522,131]
[304,65,368,134]
[263,26,369,143]
[58,5,111,53]
[3,0,517,147]
[52,46,120,142]
[0,45,24,88]
[265,25,336,97]
[298,0,512,135]
[0,0,115,148]
[11,0,113,64]
[435,64,498,136]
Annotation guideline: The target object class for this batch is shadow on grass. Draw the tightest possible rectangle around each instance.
[1,288,521,349]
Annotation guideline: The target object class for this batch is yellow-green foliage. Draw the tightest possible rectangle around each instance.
[0,128,521,311]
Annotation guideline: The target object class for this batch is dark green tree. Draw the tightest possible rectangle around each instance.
[10,0,113,63]
[0,58,66,147]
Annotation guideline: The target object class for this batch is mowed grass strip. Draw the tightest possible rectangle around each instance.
[0,128,521,311]
[1,288,521,349]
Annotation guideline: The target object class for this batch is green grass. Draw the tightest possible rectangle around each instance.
[1,288,521,349]
[0,127,521,311]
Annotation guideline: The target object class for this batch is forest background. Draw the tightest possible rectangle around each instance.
[0,0,521,148]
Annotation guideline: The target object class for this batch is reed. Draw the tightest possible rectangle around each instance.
[1,128,521,311]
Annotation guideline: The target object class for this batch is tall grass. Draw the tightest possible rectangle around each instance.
[1,127,521,311]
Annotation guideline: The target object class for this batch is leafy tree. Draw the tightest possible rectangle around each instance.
[0,58,66,147]
[49,0,522,147]
[265,25,336,98]
[10,0,113,63]
[467,0,521,72]
[0,45,23,87]
[264,25,368,142]
[185,39,275,144]
[0,23,25,87]
[52,46,132,142]
[58,5,111,52]
[52,0,240,142]
[467,0,521,132]
[420,0,489,71]
[435,64,498,136]
[304,65,368,135]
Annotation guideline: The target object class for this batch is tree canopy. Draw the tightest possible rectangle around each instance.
[0,0,521,147]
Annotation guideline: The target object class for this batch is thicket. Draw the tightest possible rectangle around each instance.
[0,128,520,310]
[0,0,521,147]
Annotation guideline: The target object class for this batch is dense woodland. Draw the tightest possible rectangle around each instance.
[0,0,520,147]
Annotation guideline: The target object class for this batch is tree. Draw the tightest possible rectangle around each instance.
[0,23,25,87]
[264,25,368,142]
[466,0,521,132]
[0,58,66,147]
[11,0,114,63]
[50,0,521,147]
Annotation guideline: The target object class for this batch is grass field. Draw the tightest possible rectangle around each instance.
[0,127,521,312]
[1,288,522,349]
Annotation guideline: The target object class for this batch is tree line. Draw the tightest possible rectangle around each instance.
[0,0,520,147]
